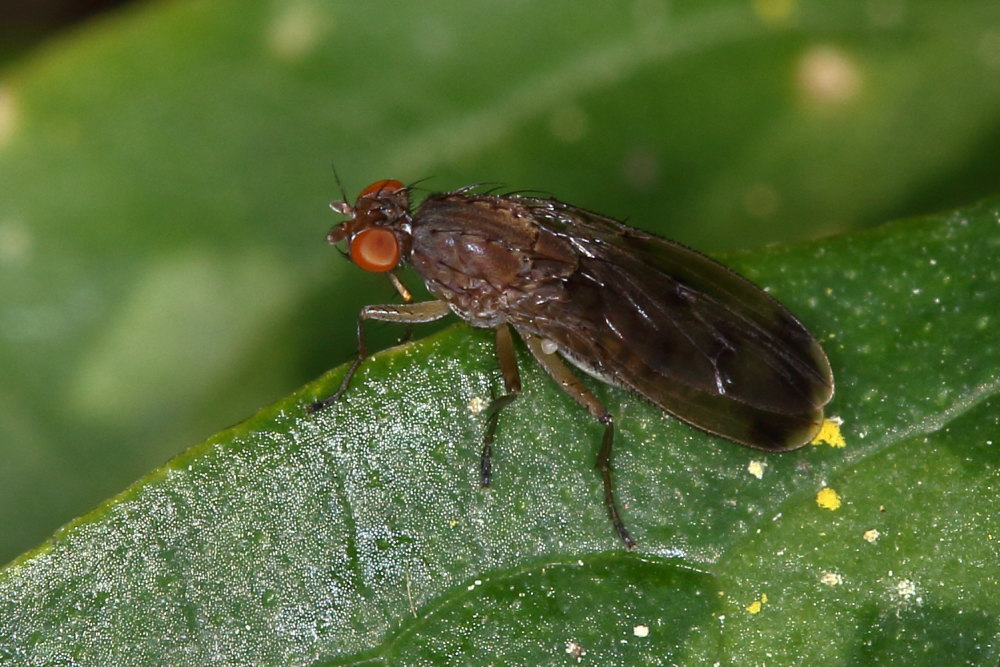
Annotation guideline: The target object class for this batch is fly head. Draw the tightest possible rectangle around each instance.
[326,179,414,273]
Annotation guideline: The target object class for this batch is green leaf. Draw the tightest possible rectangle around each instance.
[1,198,997,664]
[3,0,1000,567]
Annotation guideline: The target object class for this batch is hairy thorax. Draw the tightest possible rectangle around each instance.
[408,194,578,328]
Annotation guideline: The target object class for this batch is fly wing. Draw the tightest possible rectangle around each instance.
[518,199,834,451]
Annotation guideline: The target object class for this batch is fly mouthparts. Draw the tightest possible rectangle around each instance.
[326,222,352,244]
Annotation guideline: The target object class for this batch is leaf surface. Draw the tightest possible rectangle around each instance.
[1,199,997,664]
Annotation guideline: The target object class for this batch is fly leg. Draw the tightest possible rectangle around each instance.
[386,270,417,345]
[481,324,521,487]
[519,330,636,549]
[310,300,452,411]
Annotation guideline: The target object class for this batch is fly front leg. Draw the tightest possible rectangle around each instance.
[481,324,522,487]
[387,270,418,345]
[519,330,636,549]
[310,300,452,412]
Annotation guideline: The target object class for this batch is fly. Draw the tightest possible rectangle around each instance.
[310,179,835,548]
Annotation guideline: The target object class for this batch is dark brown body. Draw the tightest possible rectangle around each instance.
[314,180,834,547]
[410,192,832,451]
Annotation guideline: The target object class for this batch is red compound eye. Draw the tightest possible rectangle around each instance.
[358,179,405,199]
[350,227,400,272]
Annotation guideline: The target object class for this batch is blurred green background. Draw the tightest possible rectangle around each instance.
[1,0,998,566]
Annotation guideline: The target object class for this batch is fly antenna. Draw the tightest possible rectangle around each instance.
[330,161,350,203]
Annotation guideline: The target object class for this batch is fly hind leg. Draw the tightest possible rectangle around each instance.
[519,329,636,548]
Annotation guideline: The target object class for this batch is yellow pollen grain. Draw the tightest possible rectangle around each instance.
[816,487,842,510]
[812,416,846,447]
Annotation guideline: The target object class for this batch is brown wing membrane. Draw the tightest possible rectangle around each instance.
[519,199,834,451]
